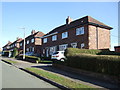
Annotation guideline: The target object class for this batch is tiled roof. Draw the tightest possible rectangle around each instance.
[45,16,113,36]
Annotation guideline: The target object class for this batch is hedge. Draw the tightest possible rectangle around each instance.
[54,48,120,77]
[65,48,120,56]
[16,55,41,63]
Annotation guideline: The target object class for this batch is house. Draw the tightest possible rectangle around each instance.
[2,41,12,52]
[19,30,45,56]
[2,38,23,57]
[114,46,120,52]
[41,16,113,57]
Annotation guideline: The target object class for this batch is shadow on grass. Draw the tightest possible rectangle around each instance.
[31,65,119,89]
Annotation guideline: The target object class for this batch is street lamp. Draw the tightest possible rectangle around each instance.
[19,27,26,60]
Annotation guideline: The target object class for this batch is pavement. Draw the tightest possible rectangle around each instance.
[2,61,58,88]
[1,56,120,89]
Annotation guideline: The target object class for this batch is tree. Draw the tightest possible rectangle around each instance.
[13,48,18,57]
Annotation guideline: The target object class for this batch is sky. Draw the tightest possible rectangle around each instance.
[1,2,118,51]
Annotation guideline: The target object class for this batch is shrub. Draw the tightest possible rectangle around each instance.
[65,48,120,56]
[54,48,120,77]
[12,48,18,57]
[16,55,41,63]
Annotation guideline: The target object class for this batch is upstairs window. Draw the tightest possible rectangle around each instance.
[76,27,84,35]
[31,38,34,43]
[27,40,29,44]
[43,38,47,43]
[52,35,57,41]
[20,43,22,46]
[62,32,68,39]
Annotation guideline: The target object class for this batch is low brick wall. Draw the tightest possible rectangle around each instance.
[53,63,120,85]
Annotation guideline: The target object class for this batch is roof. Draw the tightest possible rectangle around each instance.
[20,31,45,42]
[45,16,113,36]
[114,46,120,48]
[2,41,12,48]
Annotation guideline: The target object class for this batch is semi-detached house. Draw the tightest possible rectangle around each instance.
[41,16,113,57]
[19,30,45,56]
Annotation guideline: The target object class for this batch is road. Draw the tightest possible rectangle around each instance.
[2,61,58,88]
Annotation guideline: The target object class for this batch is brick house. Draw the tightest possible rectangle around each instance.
[2,38,23,57]
[114,46,120,52]
[2,41,12,52]
[19,30,44,56]
[9,37,23,51]
[41,16,113,57]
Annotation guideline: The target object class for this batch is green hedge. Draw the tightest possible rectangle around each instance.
[16,55,41,63]
[65,48,120,56]
[54,48,120,77]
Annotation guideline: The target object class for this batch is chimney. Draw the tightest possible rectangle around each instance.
[66,16,73,24]
[31,30,36,35]
[16,37,19,40]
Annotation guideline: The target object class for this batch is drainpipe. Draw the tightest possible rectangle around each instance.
[96,27,98,49]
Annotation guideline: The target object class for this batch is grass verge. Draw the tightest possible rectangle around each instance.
[26,68,93,89]
[3,59,18,64]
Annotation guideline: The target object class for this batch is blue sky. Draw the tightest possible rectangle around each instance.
[1,2,118,51]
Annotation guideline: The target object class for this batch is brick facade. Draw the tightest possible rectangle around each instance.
[41,16,112,57]
[114,46,120,52]
[19,30,44,56]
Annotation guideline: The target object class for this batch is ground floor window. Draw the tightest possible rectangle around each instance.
[50,46,57,55]
[59,44,68,51]
[81,43,85,49]
[71,43,77,48]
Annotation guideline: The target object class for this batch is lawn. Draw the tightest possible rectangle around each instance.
[3,59,18,64]
[26,68,94,89]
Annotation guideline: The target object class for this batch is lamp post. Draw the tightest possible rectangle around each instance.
[20,28,26,60]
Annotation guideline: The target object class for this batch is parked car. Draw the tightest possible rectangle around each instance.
[51,51,66,61]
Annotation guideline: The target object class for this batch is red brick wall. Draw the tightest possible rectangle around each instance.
[42,25,89,50]
[115,47,120,52]
[88,25,110,50]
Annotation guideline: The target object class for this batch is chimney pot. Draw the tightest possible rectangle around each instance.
[66,16,73,24]
[31,30,36,35]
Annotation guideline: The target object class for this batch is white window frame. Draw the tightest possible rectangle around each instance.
[76,27,84,35]
[20,43,22,46]
[26,48,29,52]
[81,43,85,49]
[43,38,47,43]
[27,40,29,44]
[71,43,77,48]
[62,32,68,39]
[32,47,34,52]
[31,38,34,43]
[52,35,57,41]
[59,44,68,51]
[50,46,57,55]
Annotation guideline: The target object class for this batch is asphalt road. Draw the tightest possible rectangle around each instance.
[2,61,58,88]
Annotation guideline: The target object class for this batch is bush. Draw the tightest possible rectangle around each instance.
[65,48,120,56]
[12,48,18,57]
[54,48,120,77]
[2,51,9,57]
[16,55,41,63]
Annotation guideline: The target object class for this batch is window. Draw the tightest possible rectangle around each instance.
[32,47,34,52]
[52,35,57,41]
[59,44,68,51]
[62,32,68,39]
[26,48,29,51]
[71,43,77,48]
[43,38,47,43]
[31,38,34,43]
[20,43,22,46]
[15,44,16,46]
[50,46,57,55]
[76,27,84,35]
[27,40,29,44]
[81,43,85,49]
